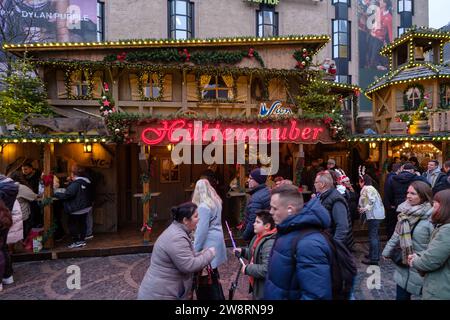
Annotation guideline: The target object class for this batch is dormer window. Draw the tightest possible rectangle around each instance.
[404,85,424,110]
[414,46,425,61]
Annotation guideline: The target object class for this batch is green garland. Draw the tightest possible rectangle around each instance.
[293,48,314,69]
[39,197,54,208]
[140,173,150,184]
[403,83,425,111]
[141,192,152,204]
[99,82,116,116]
[137,70,165,101]
[104,48,265,67]
[64,68,94,100]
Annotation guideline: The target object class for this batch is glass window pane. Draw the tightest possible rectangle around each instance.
[175,30,187,39]
[339,20,347,31]
[339,32,348,45]
[175,1,187,15]
[258,25,263,37]
[405,0,412,11]
[333,46,339,58]
[333,33,339,44]
[264,25,274,37]
[263,11,273,25]
[176,15,187,29]
[339,45,348,58]
[398,0,404,12]
[217,90,228,99]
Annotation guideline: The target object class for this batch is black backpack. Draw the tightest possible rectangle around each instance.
[291,228,357,300]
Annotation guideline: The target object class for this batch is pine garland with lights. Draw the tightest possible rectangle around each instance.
[403,83,425,111]
[105,48,265,67]
[99,82,117,116]
[293,48,314,69]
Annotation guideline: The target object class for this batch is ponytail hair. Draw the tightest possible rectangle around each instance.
[0,200,12,230]
[171,202,197,222]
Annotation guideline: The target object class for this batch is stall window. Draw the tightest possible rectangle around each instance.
[441,84,450,108]
[168,0,194,40]
[142,73,161,99]
[160,158,180,183]
[70,70,91,98]
[200,75,234,100]
[256,5,278,37]
[405,86,423,110]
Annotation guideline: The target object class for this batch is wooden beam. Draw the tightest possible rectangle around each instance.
[43,143,54,249]
[140,144,151,243]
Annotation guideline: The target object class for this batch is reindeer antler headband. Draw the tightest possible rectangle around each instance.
[358,165,366,179]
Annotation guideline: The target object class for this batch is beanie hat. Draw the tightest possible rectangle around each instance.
[403,163,416,171]
[250,168,268,185]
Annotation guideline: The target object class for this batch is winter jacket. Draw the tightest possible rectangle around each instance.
[7,200,23,244]
[54,177,93,214]
[382,202,434,296]
[0,228,9,280]
[432,172,450,195]
[16,183,37,221]
[359,185,385,220]
[242,184,271,241]
[383,172,396,208]
[412,223,450,300]
[319,188,354,250]
[194,203,227,269]
[388,171,429,208]
[0,175,19,211]
[264,197,332,300]
[422,168,445,188]
[137,221,214,300]
[239,232,276,300]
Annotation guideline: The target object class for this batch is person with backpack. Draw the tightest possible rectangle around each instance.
[54,165,93,249]
[382,181,434,300]
[315,171,354,251]
[265,184,356,300]
[408,189,450,300]
[234,210,277,300]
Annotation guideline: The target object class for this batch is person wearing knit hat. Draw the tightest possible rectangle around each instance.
[242,168,271,241]
[250,168,268,185]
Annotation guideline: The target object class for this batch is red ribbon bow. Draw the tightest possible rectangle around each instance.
[103,82,109,91]
[117,52,127,62]
[248,48,254,57]
[42,174,54,187]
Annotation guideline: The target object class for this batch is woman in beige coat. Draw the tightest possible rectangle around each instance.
[137,202,215,300]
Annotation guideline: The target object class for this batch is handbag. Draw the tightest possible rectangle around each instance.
[389,221,419,268]
[194,264,225,300]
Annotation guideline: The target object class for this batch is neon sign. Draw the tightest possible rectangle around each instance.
[258,100,293,118]
[140,119,326,145]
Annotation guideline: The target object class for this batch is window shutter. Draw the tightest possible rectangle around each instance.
[129,73,140,100]
[162,74,173,101]
[56,70,67,99]
[187,74,198,101]
[269,79,286,101]
[236,76,248,102]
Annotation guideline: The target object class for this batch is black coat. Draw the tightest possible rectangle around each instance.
[54,177,93,214]
[0,175,19,211]
[388,171,430,208]
[242,184,271,241]
[432,172,450,195]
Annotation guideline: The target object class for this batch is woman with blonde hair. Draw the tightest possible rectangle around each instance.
[192,179,227,271]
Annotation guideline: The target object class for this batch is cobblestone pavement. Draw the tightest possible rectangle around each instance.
[0,243,420,300]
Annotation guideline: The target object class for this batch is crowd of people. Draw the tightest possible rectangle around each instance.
[0,162,96,291]
[136,156,450,300]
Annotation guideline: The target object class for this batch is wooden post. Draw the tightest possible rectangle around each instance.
[140,145,151,243]
[43,143,54,249]
[379,141,388,198]
[294,144,304,186]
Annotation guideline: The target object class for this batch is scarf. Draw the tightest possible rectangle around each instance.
[249,228,277,288]
[395,201,432,265]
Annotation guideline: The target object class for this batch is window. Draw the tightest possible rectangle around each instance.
[398,27,407,37]
[405,86,423,110]
[335,75,352,84]
[70,70,91,97]
[332,19,349,59]
[168,0,194,39]
[332,0,350,4]
[97,1,105,41]
[142,73,161,99]
[257,5,278,37]
[441,84,450,108]
[201,75,234,100]
[398,0,413,13]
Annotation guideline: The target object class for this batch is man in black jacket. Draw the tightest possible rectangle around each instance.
[315,171,354,251]
[432,160,450,195]
[55,166,93,249]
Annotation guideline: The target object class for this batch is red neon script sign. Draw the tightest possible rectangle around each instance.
[140,119,325,145]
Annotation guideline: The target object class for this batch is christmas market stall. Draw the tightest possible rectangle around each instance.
[3,35,359,249]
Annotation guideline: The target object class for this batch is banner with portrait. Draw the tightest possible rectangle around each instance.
[358,0,393,111]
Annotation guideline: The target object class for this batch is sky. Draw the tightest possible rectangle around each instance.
[429,0,450,28]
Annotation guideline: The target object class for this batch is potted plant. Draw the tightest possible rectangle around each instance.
[409,100,431,135]
[390,114,410,134]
